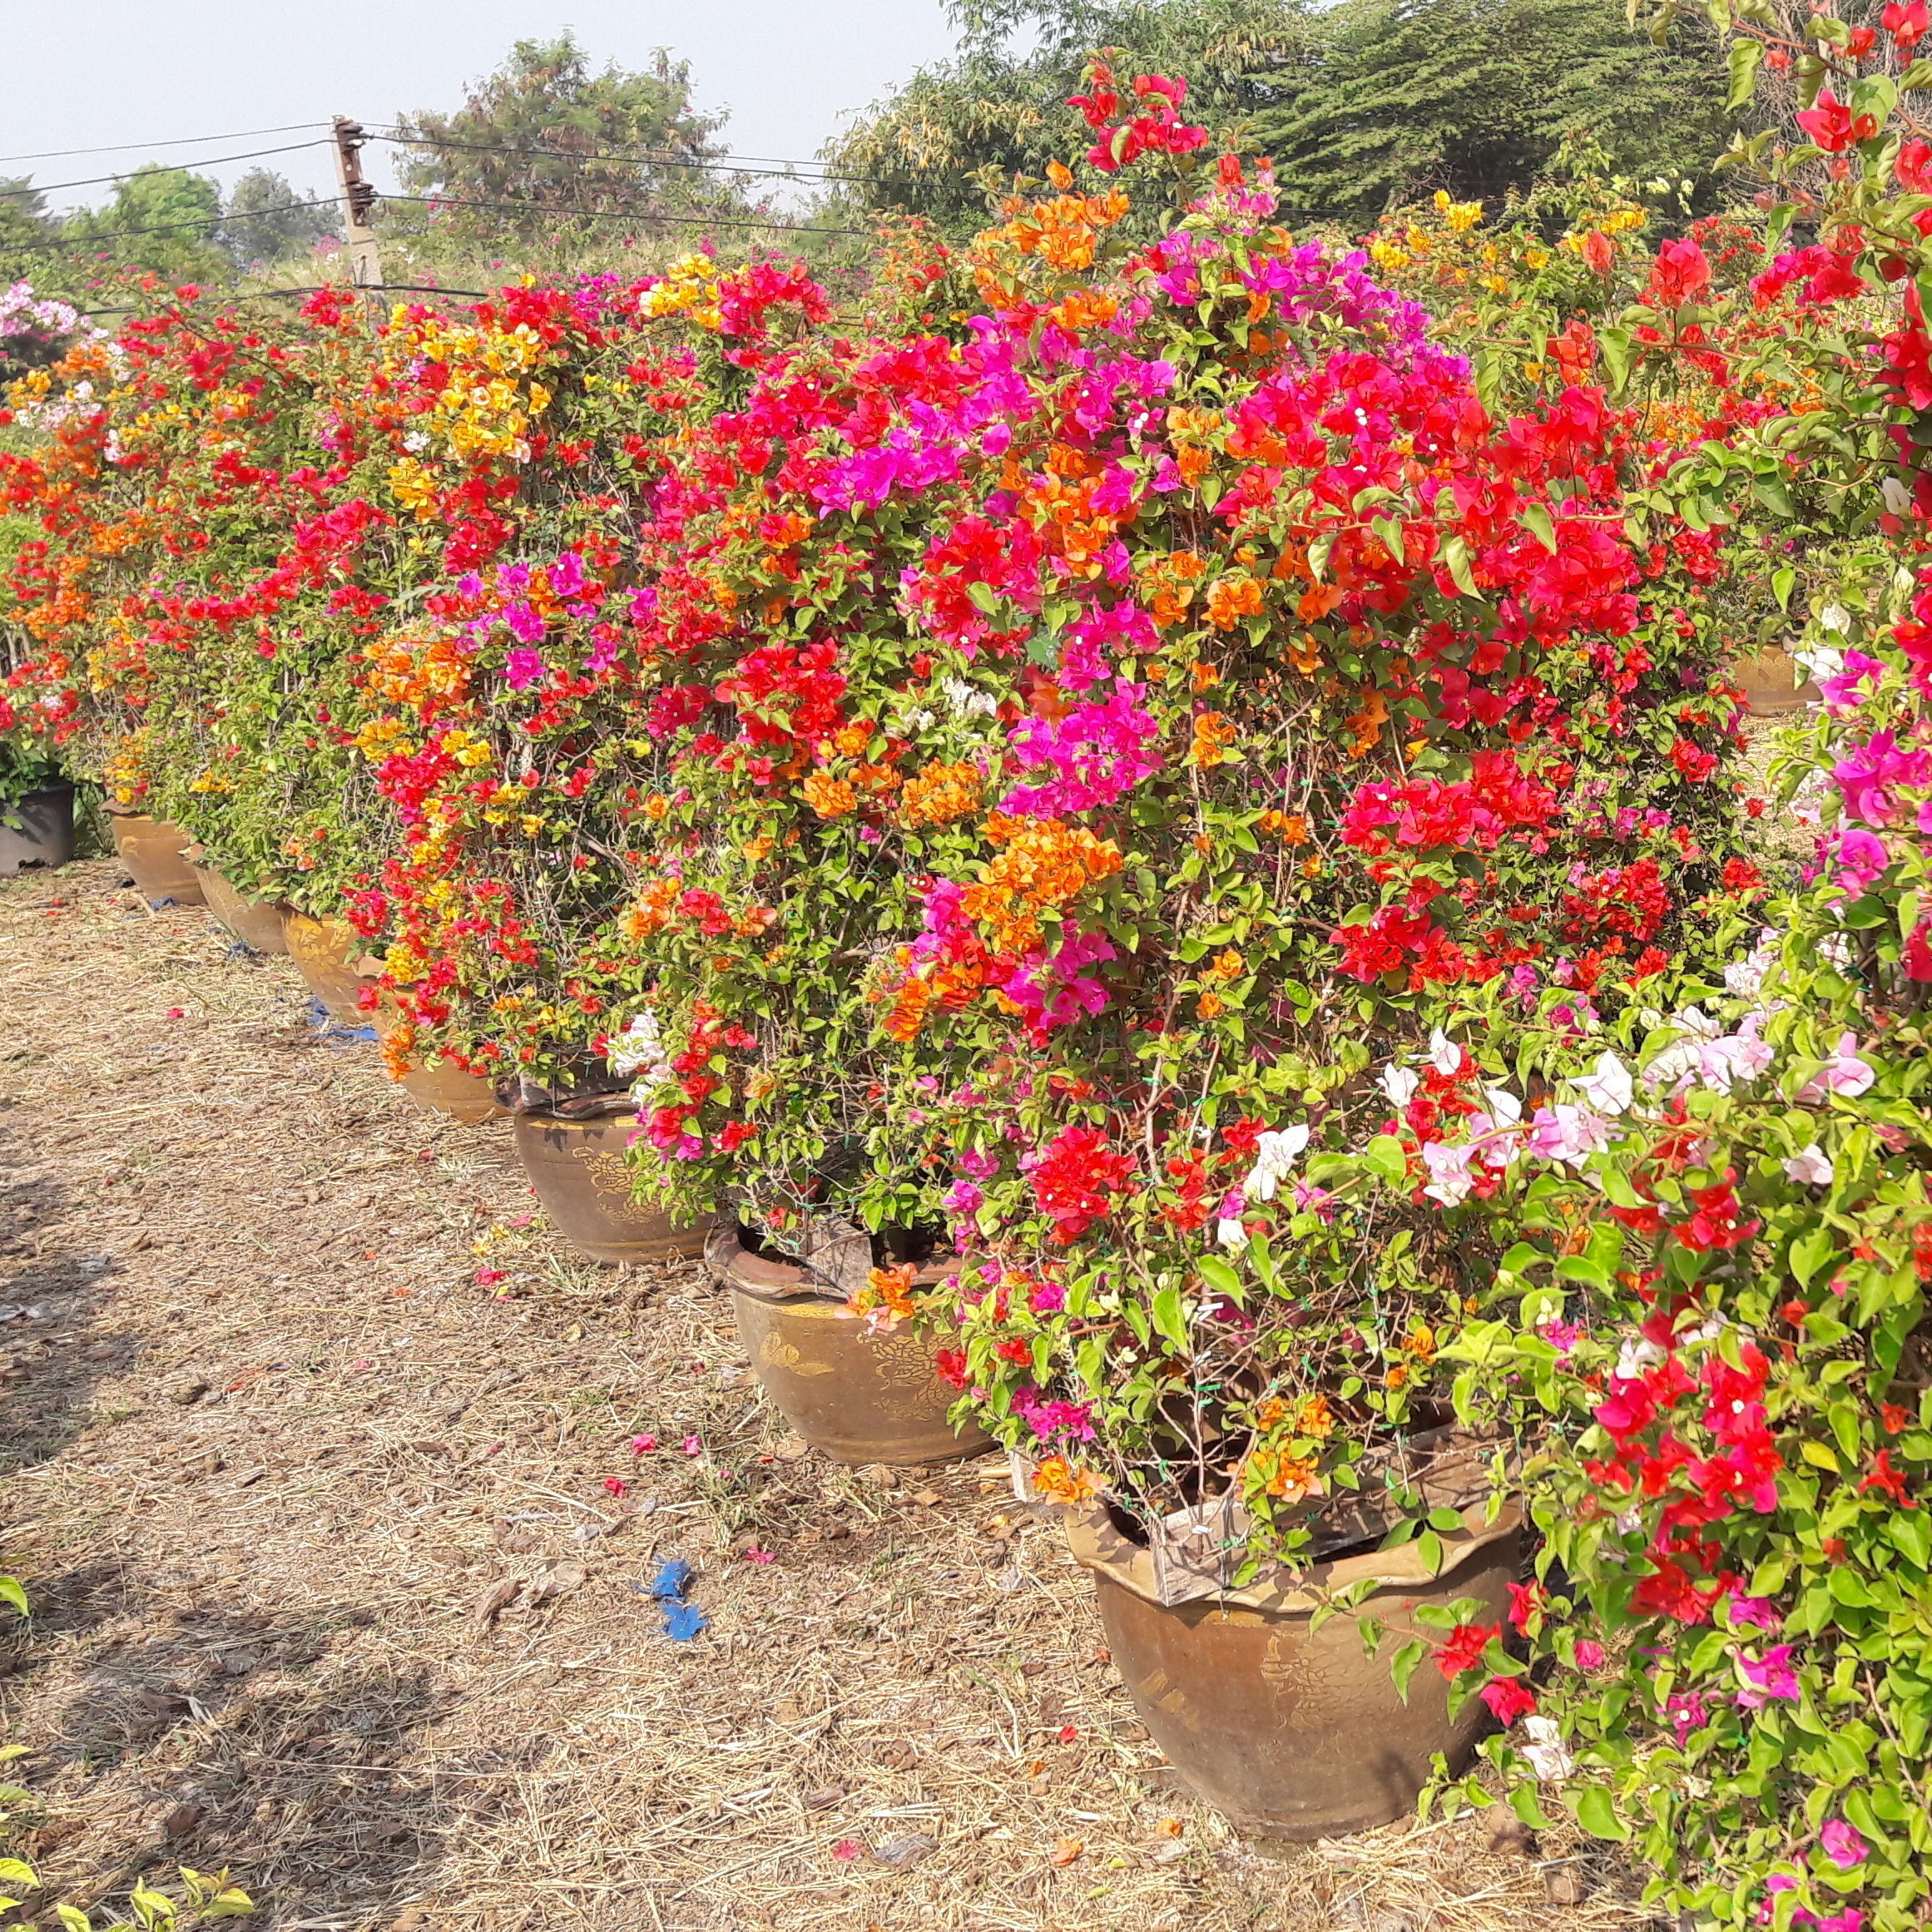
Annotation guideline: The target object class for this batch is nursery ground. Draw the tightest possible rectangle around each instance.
[0,859,1648,1932]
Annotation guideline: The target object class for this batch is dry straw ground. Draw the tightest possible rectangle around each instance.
[0,858,1652,1932]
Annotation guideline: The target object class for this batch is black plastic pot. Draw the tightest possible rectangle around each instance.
[0,785,75,875]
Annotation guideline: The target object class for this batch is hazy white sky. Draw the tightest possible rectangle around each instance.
[0,0,959,217]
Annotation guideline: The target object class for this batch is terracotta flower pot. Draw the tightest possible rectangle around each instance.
[283,911,381,1022]
[1064,1484,1520,1840]
[1732,646,1818,716]
[711,1222,994,1467]
[187,857,290,954]
[398,1058,505,1126]
[0,785,75,875]
[512,1109,707,1265]
[108,813,205,907]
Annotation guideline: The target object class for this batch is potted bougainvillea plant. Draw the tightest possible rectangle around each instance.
[826,66,1777,1834]
[1308,0,1932,1915]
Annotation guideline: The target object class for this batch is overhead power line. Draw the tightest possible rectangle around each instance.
[369,126,894,189]
[9,186,873,256]
[0,122,330,166]
[379,190,874,239]
[0,139,333,202]
[9,196,339,255]
[78,283,494,315]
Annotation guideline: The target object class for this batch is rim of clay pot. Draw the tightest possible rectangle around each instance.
[707,1219,948,1305]
[1064,1486,1522,1614]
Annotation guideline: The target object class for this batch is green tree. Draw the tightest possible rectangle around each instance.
[0,177,59,291]
[390,32,741,250]
[830,0,1736,234]
[61,166,225,281]
[827,0,1316,231]
[1253,0,1737,227]
[220,167,339,271]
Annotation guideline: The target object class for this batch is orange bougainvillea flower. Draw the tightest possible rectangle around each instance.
[1204,576,1265,630]
[849,1261,918,1332]
[884,973,933,1043]
[900,759,983,827]
[800,770,859,819]
[961,815,1122,952]
[1030,1454,1102,1503]
[1188,711,1237,767]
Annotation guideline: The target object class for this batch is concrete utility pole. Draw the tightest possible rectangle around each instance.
[331,116,384,290]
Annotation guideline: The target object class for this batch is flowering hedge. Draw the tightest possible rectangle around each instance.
[10,50,1931,1925]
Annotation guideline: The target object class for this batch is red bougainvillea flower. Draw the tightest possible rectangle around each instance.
[1479,1677,1538,1724]
[1796,89,1879,152]
[1434,1620,1499,1677]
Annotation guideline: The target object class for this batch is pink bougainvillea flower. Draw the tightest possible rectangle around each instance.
[631,1433,658,1454]
[1821,1819,1868,1868]
[1736,1644,1801,1707]
[1797,1033,1876,1102]
[681,1434,703,1455]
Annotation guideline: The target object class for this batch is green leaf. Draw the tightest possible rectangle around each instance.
[1518,503,1558,553]
[1573,1786,1630,1842]
[1150,1285,1190,1352]
[1363,1134,1408,1183]
[1390,1637,1428,1702]
[0,1576,25,1617]
[1440,533,1479,598]
[1772,565,1797,612]
[1890,1509,1931,1570]
[1510,1785,1554,1830]
[1197,1255,1243,1300]
[1414,1528,1445,1576]
[1901,57,1932,87]
[1727,35,1762,108]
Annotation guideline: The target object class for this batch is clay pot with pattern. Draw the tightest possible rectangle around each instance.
[709,1221,993,1466]
[283,911,382,1022]
[186,852,290,954]
[396,1058,505,1126]
[107,811,205,907]
[0,785,75,875]
[1063,1454,1520,1840]
[512,1107,707,1264]
[1732,645,1818,717]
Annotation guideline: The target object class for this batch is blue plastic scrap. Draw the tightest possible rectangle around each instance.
[308,996,377,1044]
[637,1555,706,1641]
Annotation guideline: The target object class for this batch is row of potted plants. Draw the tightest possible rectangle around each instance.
[4,39,1930,1921]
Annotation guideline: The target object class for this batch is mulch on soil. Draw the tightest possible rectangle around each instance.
[0,859,1650,1931]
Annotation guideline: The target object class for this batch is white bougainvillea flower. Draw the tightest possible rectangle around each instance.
[1243,1124,1310,1201]
[1216,1217,1246,1251]
[1797,1032,1876,1103]
[1781,1144,1834,1186]
[1429,1029,1461,1076]
[1528,1103,1613,1168]
[1420,1139,1477,1206]
[1520,1715,1576,1782]
[1570,1051,1632,1117]
[608,1009,670,1080]
[1723,929,1781,999]
[1380,1064,1420,1107]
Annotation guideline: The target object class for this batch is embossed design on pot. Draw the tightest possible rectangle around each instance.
[187,857,290,954]
[284,912,379,1020]
[107,812,205,907]
[711,1222,993,1466]
[1064,1458,1520,1840]
[511,1110,707,1266]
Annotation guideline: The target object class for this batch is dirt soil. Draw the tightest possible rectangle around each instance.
[0,859,1651,1932]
